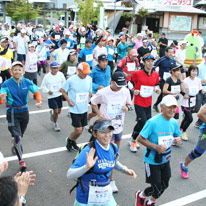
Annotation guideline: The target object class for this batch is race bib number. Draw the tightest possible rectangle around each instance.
[158,135,174,149]
[86,54,93,62]
[127,63,136,71]
[67,41,70,48]
[80,38,85,44]
[108,48,114,55]
[163,72,171,81]
[51,85,60,93]
[88,184,113,205]
[127,81,134,90]
[140,85,154,98]
[67,66,76,75]
[107,101,123,117]
[29,56,38,64]
[76,92,89,104]
[55,35,60,40]
[171,85,180,94]
[189,86,199,96]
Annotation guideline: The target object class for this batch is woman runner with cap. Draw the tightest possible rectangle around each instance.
[67,119,136,206]
[0,61,42,171]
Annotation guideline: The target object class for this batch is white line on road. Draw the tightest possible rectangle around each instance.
[4,134,131,162]
[160,189,206,206]
[0,107,68,119]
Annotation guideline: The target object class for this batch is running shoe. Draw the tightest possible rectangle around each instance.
[72,140,79,151]
[110,180,118,193]
[66,137,72,151]
[19,160,27,172]
[194,122,201,128]
[153,105,160,113]
[182,132,188,141]
[54,123,61,132]
[135,190,146,206]
[50,110,54,122]
[66,137,79,152]
[130,141,138,153]
[179,162,189,179]
[128,138,140,149]
[145,200,156,206]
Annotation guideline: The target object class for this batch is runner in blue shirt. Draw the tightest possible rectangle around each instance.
[135,95,181,206]
[0,61,42,171]
[67,119,136,206]
[78,36,103,69]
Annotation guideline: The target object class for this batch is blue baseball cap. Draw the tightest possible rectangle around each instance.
[50,62,60,68]
[93,120,114,132]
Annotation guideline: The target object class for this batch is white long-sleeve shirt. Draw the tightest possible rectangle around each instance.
[41,71,66,99]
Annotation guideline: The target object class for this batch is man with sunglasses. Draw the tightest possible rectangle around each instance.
[129,55,161,152]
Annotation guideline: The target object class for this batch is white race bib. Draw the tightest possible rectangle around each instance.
[140,85,154,98]
[127,62,136,72]
[67,41,71,48]
[171,85,180,94]
[76,92,89,104]
[86,54,93,62]
[88,184,113,205]
[190,97,196,105]
[67,66,76,75]
[127,81,134,90]
[29,55,38,65]
[50,85,60,93]
[158,135,174,149]
[108,48,114,55]
[55,35,60,40]
[107,101,123,117]
[80,38,86,44]
[163,72,171,81]
[189,86,199,96]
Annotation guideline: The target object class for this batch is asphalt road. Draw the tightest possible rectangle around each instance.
[0,85,206,206]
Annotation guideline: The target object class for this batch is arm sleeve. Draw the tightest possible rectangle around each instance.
[34,91,42,102]
[67,165,89,180]
[91,90,103,105]
[95,35,103,45]
[139,120,153,140]
[114,160,127,173]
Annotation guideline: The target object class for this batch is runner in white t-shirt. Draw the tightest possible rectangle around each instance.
[180,65,204,141]
[41,62,66,131]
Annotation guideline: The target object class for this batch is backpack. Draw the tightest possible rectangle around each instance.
[70,141,118,194]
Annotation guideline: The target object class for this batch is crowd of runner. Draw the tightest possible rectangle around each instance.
[0,21,206,206]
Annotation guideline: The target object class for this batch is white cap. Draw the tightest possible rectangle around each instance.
[137,33,143,37]
[59,22,64,26]
[28,43,35,48]
[65,31,70,36]
[0,152,5,165]
[21,29,26,33]
[180,40,187,45]
[11,61,24,68]
[161,95,177,107]
[81,27,86,32]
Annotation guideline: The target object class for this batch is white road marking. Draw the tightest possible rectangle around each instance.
[160,189,206,206]
[4,134,131,162]
[0,107,68,119]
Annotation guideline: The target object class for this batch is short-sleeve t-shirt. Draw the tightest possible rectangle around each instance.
[61,74,92,114]
[71,140,118,204]
[165,77,181,97]
[91,86,132,134]
[140,114,182,165]
[181,77,202,108]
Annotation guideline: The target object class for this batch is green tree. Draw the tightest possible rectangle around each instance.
[4,0,40,24]
[75,0,103,26]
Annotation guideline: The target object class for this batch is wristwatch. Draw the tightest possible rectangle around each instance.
[20,195,26,205]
